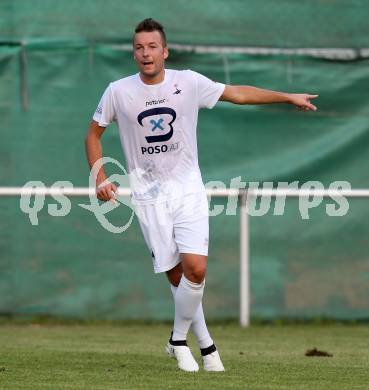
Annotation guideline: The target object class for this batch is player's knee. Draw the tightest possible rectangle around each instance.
[186,264,206,284]
[166,263,183,286]
[168,272,182,287]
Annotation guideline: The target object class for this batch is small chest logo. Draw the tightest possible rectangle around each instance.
[173,84,181,95]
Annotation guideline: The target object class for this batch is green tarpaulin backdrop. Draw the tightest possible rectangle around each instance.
[1,1,368,320]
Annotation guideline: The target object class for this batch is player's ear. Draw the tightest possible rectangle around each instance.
[163,47,169,60]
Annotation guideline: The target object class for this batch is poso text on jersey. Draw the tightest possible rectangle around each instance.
[141,141,179,155]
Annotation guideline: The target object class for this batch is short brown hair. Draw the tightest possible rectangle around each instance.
[134,18,167,47]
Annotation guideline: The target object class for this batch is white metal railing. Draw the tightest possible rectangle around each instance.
[2,186,369,327]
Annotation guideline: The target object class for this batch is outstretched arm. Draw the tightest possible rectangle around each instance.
[220,85,318,111]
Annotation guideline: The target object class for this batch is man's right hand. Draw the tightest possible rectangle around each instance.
[96,179,118,202]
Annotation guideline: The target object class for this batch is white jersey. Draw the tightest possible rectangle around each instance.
[93,69,225,204]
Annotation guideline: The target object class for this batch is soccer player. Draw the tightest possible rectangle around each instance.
[85,18,318,372]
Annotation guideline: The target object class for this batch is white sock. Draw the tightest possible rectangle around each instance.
[171,275,204,341]
[170,283,214,348]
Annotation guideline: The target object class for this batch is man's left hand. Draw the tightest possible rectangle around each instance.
[289,94,318,111]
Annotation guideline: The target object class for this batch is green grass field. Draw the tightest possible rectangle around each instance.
[0,321,368,389]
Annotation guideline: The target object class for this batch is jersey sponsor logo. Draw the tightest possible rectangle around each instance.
[146,98,166,107]
[141,142,179,155]
[137,107,176,143]
[95,106,102,114]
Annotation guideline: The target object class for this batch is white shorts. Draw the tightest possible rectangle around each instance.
[135,191,209,273]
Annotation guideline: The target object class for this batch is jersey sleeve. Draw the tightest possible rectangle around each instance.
[191,70,225,109]
[92,83,116,127]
